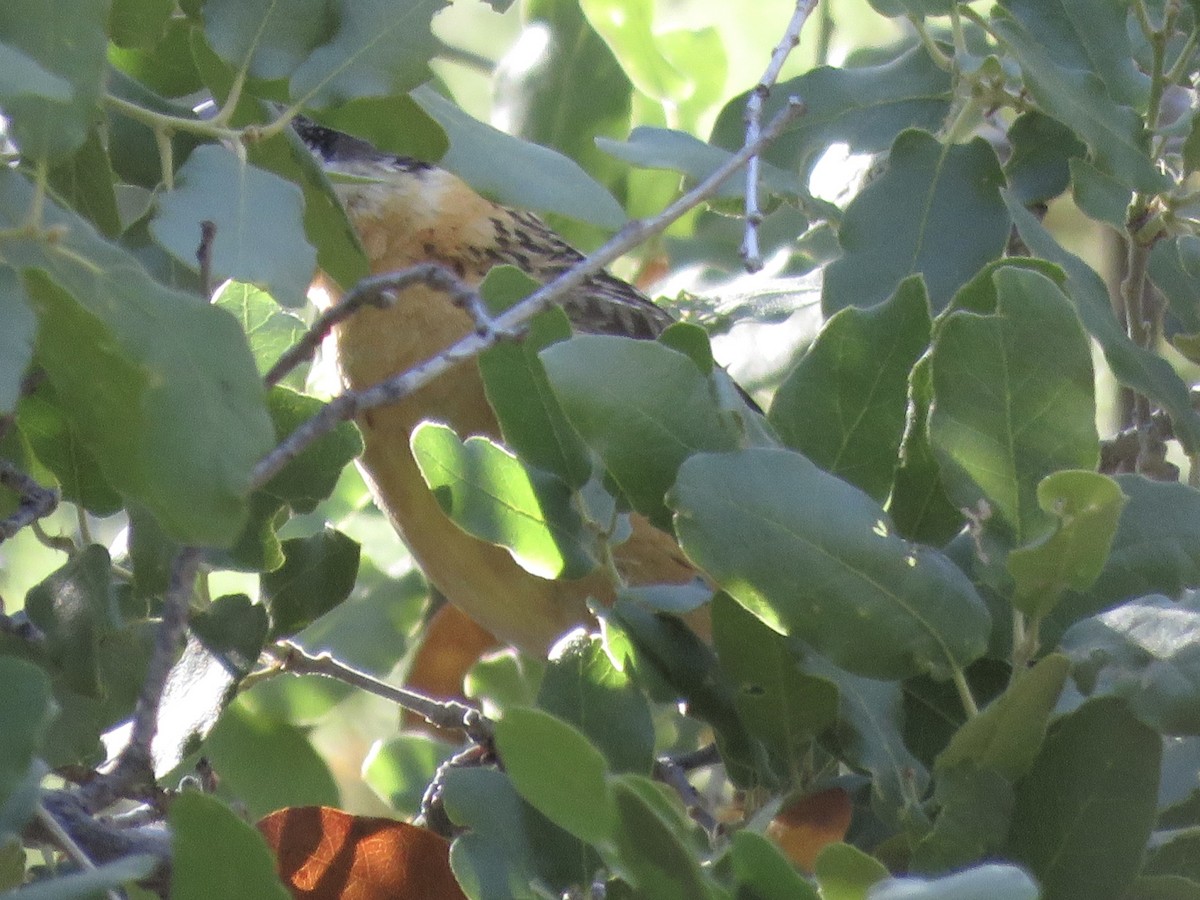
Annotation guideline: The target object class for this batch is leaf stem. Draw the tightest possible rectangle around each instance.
[908,15,953,72]
[952,665,979,718]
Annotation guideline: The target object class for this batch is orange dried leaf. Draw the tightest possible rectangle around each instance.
[766,787,852,872]
[257,806,466,900]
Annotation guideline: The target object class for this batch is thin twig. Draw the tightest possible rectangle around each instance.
[35,804,124,900]
[741,0,820,272]
[84,548,201,811]
[264,264,485,387]
[653,756,720,836]
[249,100,805,490]
[197,221,216,298]
[0,459,60,542]
[266,642,492,740]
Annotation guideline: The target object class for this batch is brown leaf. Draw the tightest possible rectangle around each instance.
[766,787,852,872]
[257,806,467,900]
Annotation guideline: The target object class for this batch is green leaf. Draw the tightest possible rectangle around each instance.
[263,386,362,513]
[3,855,157,900]
[16,380,121,516]
[814,842,890,900]
[47,127,121,239]
[537,633,655,775]
[411,422,596,580]
[201,0,330,82]
[1185,111,1200,175]
[362,733,456,818]
[608,775,712,900]
[477,268,591,489]
[413,85,627,229]
[1061,593,1200,735]
[1004,193,1200,451]
[822,130,1009,315]
[444,767,595,897]
[929,267,1099,545]
[108,0,173,49]
[1145,830,1200,883]
[869,864,1039,900]
[289,0,444,108]
[1048,476,1200,647]
[1004,111,1086,205]
[730,830,820,900]
[108,16,204,98]
[991,10,1163,193]
[1150,236,1200,333]
[214,283,307,379]
[153,595,269,776]
[579,0,687,102]
[150,144,317,308]
[1007,472,1127,619]
[513,0,633,204]
[607,597,767,788]
[1070,157,1131,229]
[261,529,360,638]
[997,0,1148,108]
[1008,698,1160,900]
[0,0,108,163]
[910,764,1015,874]
[0,169,274,546]
[935,654,1070,780]
[670,448,990,680]
[494,706,617,849]
[170,792,291,900]
[541,335,745,529]
[0,270,35,415]
[710,44,952,182]
[201,700,339,819]
[24,545,116,698]
[0,43,72,102]
[597,126,799,200]
[713,594,838,782]
[0,659,54,830]
[888,356,963,545]
[802,653,929,828]
[770,276,931,502]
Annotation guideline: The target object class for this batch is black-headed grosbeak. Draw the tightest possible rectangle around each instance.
[299,122,699,654]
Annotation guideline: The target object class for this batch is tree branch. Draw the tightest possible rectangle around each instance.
[741,0,820,272]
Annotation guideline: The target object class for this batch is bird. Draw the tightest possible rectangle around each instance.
[298,120,704,656]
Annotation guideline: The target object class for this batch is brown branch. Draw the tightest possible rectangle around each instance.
[266,641,492,740]
[741,0,820,272]
[83,548,201,812]
[263,263,488,387]
[0,459,60,542]
[248,100,805,491]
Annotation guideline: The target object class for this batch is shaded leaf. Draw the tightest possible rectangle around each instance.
[770,276,930,502]
[823,130,1009,315]
[172,793,290,900]
[930,267,1098,545]
[1005,194,1200,451]
[1061,593,1200,735]
[261,529,360,638]
[671,448,990,680]
[150,145,316,308]
[1008,698,1160,900]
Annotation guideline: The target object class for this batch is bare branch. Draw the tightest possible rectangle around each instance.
[264,263,489,387]
[741,0,820,272]
[0,459,60,542]
[249,101,805,490]
[266,641,492,741]
[83,548,201,811]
